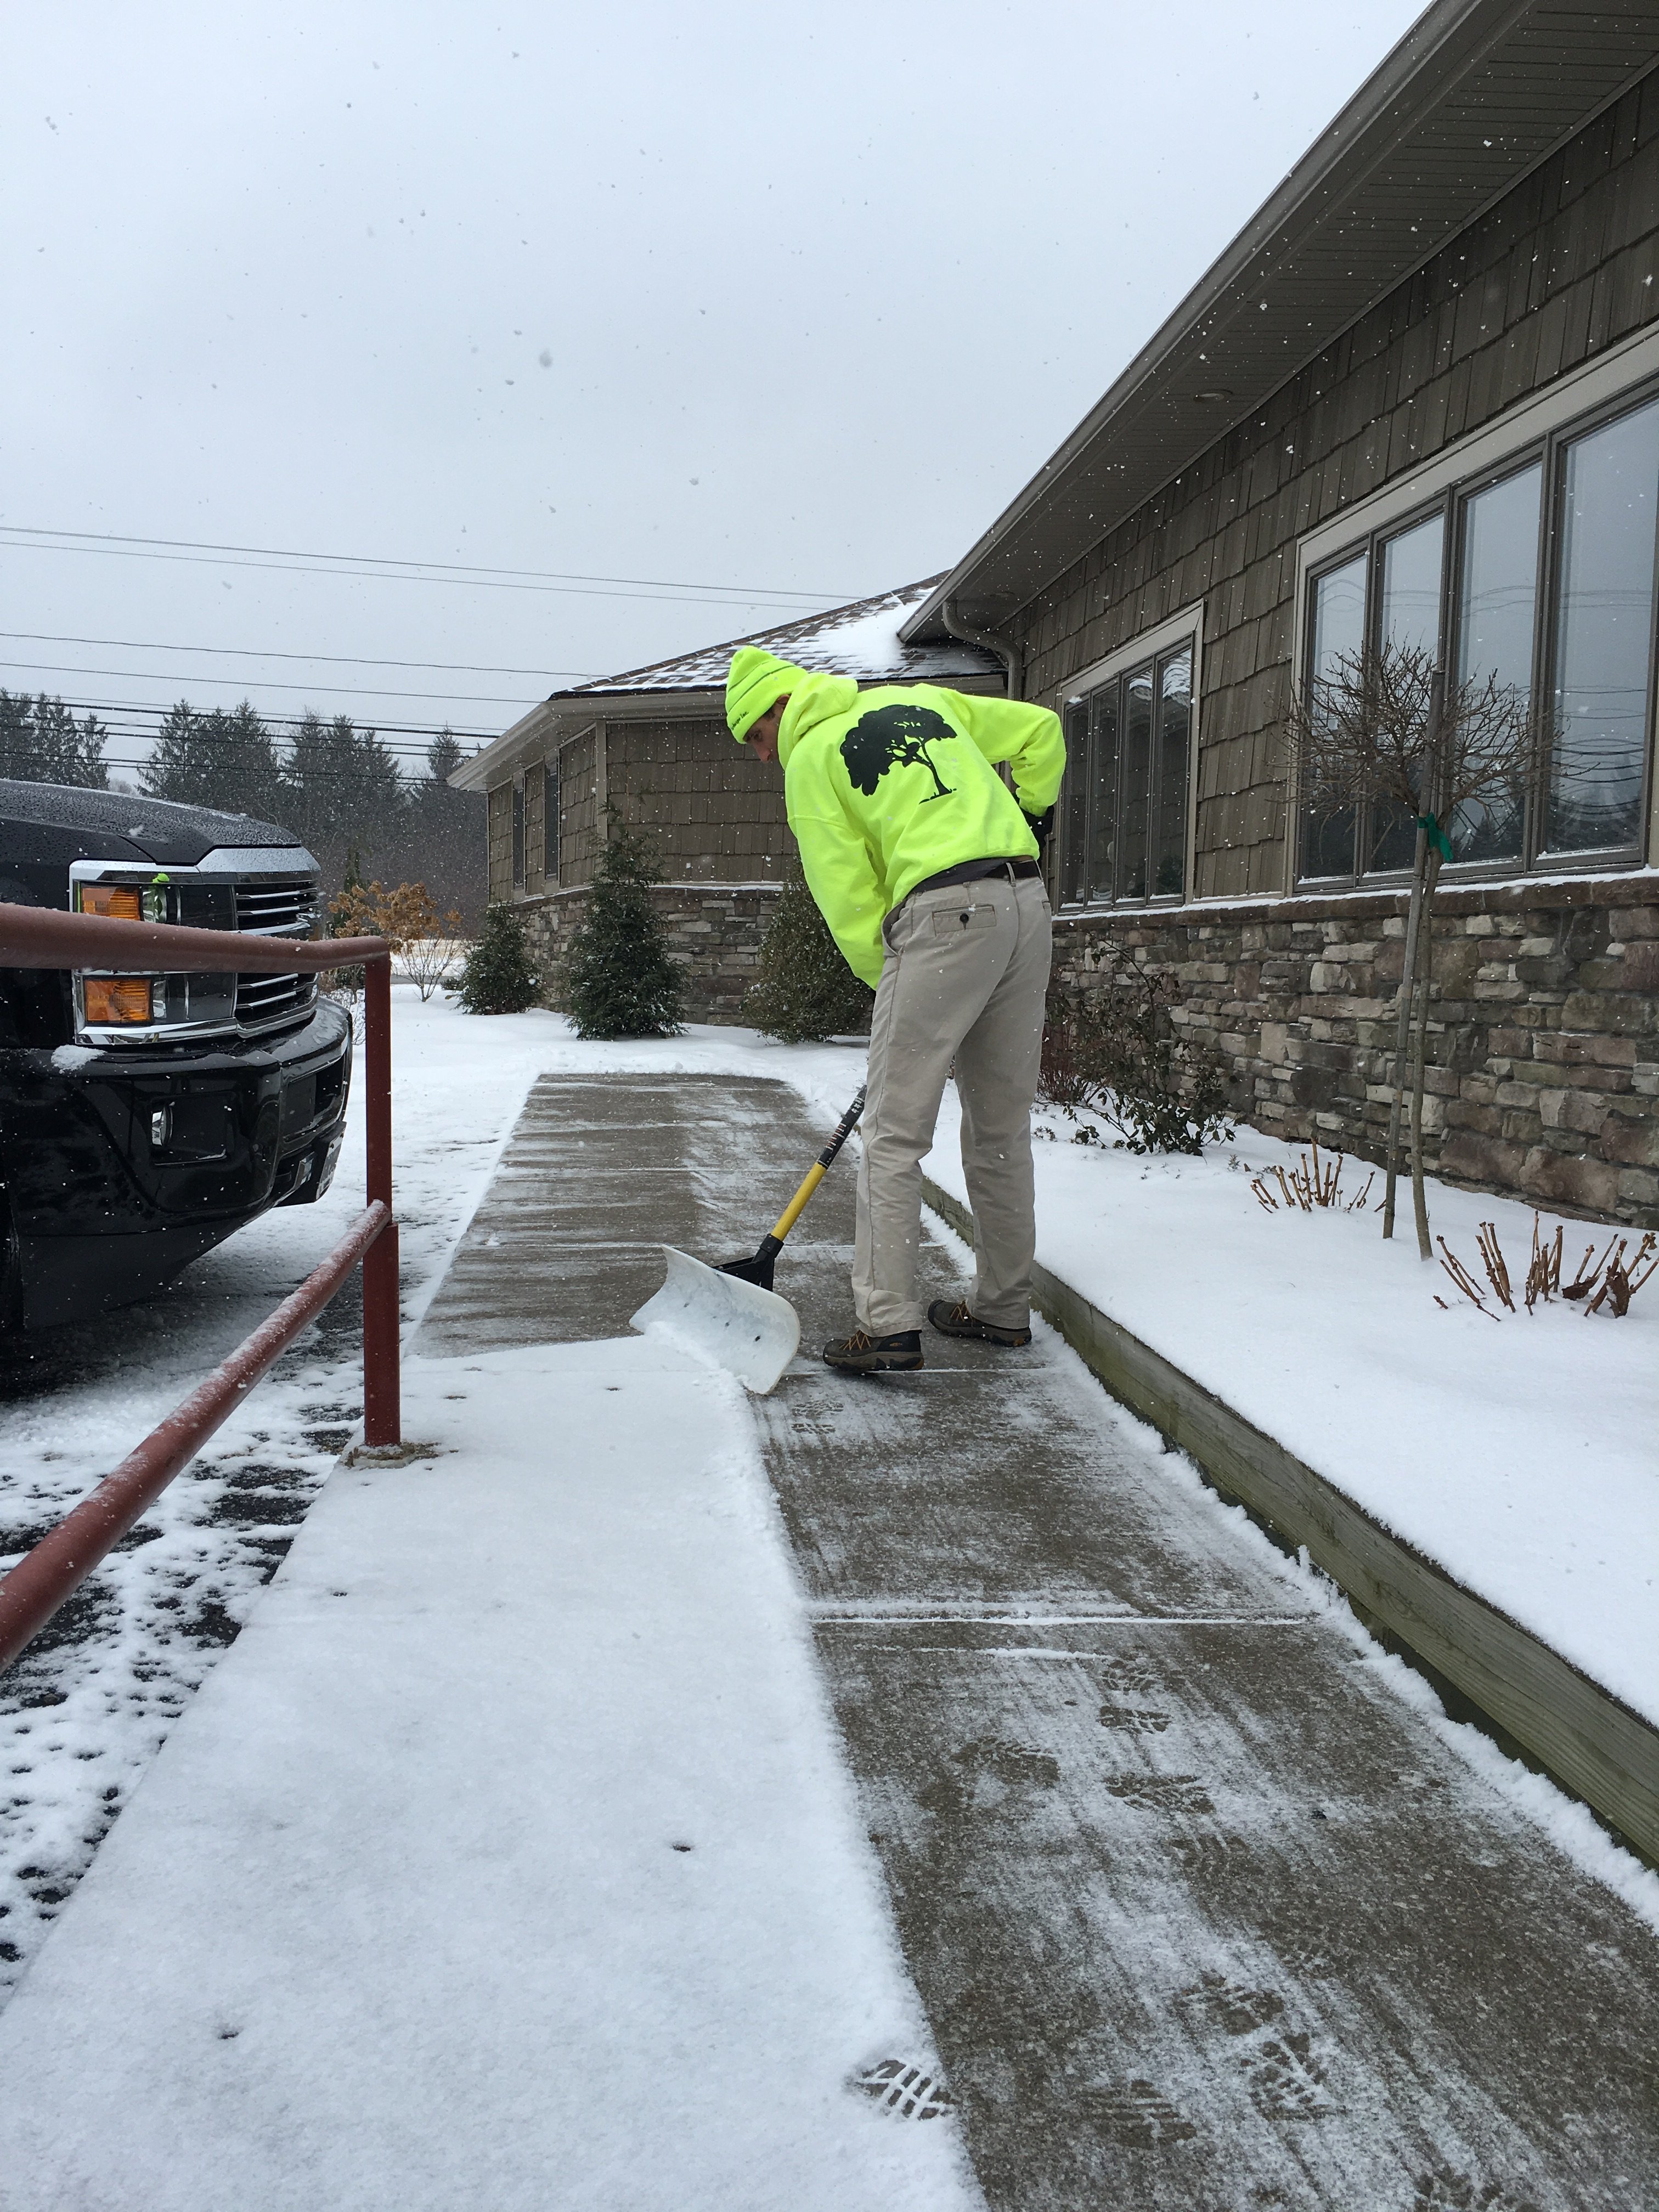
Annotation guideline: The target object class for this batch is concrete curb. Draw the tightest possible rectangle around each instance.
[922,1174,1659,1866]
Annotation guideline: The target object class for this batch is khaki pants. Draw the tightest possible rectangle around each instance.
[853,872,1052,1335]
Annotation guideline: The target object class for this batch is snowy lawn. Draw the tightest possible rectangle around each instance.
[924,1092,1659,1734]
[0,1338,977,2212]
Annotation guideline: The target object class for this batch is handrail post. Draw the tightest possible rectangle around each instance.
[362,954,400,1446]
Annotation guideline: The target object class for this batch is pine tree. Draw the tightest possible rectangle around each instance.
[744,870,873,1043]
[281,712,406,882]
[455,902,539,1015]
[379,729,488,924]
[142,701,284,820]
[0,692,109,787]
[560,813,684,1039]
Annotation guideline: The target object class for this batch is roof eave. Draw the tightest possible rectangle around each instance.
[902,0,1659,643]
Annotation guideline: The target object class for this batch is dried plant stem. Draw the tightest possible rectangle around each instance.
[1526,1217,1562,1310]
[1441,1218,1654,1319]
[1436,1236,1497,1316]
[1476,1221,1515,1311]
[1251,1144,1375,1215]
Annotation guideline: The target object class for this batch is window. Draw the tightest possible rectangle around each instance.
[511,772,525,891]
[1058,639,1193,906]
[1548,396,1659,855]
[1297,380,1659,882]
[544,755,560,885]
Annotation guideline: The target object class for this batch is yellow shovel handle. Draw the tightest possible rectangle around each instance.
[769,1160,826,1242]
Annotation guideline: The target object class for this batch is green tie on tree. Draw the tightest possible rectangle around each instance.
[744,867,873,1043]
[560,810,684,1039]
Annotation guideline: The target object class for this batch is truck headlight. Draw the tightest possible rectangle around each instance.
[77,884,143,921]
[75,879,170,922]
[84,977,167,1024]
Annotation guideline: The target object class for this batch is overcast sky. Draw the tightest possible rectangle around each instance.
[5,1,1426,780]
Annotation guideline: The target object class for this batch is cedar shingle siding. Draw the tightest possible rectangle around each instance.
[604,719,789,885]
[1019,70,1659,899]
[486,782,514,907]
[557,727,600,889]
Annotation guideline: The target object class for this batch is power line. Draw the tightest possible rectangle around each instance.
[0,628,600,679]
[0,525,854,610]
[31,696,496,753]
[0,658,541,710]
[1,537,820,610]
[0,523,849,599]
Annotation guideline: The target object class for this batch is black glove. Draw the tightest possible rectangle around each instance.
[1023,805,1055,856]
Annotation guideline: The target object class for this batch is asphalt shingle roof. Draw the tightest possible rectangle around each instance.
[557,576,1000,697]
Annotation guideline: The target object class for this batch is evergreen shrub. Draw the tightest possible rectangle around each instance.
[560,815,684,1038]
[744,871,873,1044]
[455,902,539,1015]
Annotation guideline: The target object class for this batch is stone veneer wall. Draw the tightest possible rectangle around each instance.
[517,882,783,1025]
[1049,876,1659,1229]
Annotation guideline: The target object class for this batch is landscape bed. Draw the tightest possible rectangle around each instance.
[919,1087,1659,1861]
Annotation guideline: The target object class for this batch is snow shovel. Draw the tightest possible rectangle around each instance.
[629,1086,865,1396]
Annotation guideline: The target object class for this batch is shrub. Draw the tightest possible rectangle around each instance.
[455,902,539,1015]
[1040,949,1233,1155]
[329,879,466,1002]
[560,814,684,1038]
[744,871,873,1044]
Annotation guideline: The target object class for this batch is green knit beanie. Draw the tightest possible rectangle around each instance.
[726,647,804,743]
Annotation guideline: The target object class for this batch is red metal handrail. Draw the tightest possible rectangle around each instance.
[0,901,401,1671]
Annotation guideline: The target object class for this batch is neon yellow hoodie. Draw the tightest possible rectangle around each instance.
[776,673,1064,987]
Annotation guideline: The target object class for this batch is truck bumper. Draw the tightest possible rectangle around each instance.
[2,999,354,1330]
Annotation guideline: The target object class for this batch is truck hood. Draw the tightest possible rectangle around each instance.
[0,780,313,870]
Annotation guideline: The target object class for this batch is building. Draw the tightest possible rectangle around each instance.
[901,0,1659,1229]
[451,580,1000,1021]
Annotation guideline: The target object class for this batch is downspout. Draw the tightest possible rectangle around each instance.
[940,596,1058,898]
[940,595,1023,700]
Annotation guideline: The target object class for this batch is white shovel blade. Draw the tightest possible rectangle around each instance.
[629,1246,801,1395]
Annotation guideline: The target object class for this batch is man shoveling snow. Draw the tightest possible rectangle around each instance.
[726,645,1064,1374]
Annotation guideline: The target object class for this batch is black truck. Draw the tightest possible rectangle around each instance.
[0,781,353,1331]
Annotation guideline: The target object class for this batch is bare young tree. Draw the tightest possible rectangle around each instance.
[1287,641,1544,1260]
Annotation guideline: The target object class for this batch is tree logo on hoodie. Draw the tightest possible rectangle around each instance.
[840,704,956,803]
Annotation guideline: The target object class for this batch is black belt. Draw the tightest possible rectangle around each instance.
[908,855,1043,898]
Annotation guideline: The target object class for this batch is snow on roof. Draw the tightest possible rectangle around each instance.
[557,576,1000,698]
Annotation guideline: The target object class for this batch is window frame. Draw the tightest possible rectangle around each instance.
[1300,490,1458,884]
[1292,349,1659,889]
[1053,605,1201,912]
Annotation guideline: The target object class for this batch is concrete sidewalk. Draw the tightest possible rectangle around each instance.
[2,1073,1656,2211]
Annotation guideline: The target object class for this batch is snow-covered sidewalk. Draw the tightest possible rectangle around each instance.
[0,1335,977,2211]
[923,1092,1659,1733]
[0,995,862,2005]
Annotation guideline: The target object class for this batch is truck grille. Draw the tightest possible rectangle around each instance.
[234,876,320,1034]
[234,878,319,936]
[235,969,320,1030]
